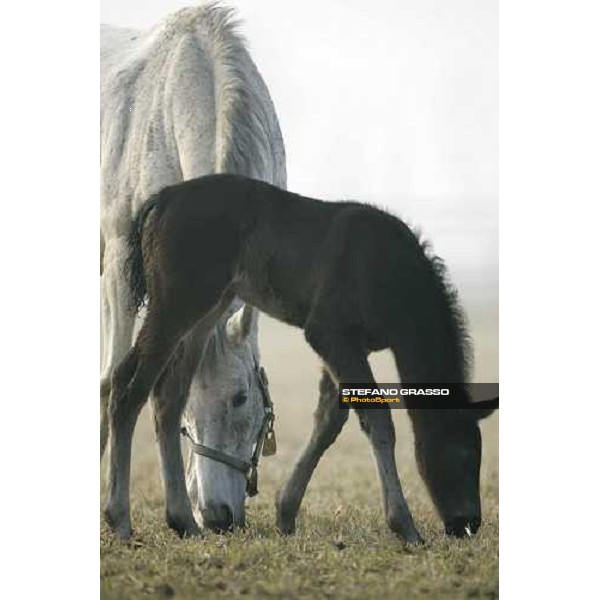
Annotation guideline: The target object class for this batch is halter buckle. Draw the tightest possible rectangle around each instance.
[262,427,277,456]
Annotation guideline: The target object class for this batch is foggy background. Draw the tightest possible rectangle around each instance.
[101,0,498,380]
[100,8,499,589]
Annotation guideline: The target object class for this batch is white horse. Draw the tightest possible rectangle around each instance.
[100,4,286,536]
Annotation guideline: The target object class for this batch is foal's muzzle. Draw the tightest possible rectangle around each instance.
[445,516,481,538]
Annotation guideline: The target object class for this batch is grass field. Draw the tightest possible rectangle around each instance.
[101,312,498,600]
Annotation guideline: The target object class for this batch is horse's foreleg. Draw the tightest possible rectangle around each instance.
[276,369,349,534]
[304,326,423,544]
[103,346,144,540]
[100,237,136,459]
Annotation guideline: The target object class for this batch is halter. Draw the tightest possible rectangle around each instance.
[181,364,276,497]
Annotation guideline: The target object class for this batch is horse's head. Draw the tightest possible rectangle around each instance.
[410,400,497,537]
[183,302,269,532]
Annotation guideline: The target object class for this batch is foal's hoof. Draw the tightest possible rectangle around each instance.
[387,515,425,545]
[403,531,425,545]
[103,508,133,541]
[276,519,296,536]
[275,503,297,535]
[275,508,297,535]
[275,491,299,535]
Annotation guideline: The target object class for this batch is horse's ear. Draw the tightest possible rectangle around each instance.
[225,304,258,344]
[471,397,498,420]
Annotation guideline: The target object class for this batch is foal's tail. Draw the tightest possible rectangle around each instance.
[124,194,160,313]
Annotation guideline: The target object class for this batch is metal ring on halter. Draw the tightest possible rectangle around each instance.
[182,363,275,497]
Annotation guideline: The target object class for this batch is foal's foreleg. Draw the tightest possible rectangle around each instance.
[276,370,349,534]
[354,406,423,543]
[304,328,423,543]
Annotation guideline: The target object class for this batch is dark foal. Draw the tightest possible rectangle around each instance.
[104,174,496,542]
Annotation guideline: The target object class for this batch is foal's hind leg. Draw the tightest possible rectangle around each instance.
[276,369,349,534]
[100,237,136,458]
[150,295,234,538]
[304,326,423,544]
[104,293,232,540]
[150,356,201,539]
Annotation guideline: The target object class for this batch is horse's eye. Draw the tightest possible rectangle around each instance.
[232,392,248,408]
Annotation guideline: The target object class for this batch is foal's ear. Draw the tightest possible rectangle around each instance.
[471,397,499,420]
[225,304,258,344]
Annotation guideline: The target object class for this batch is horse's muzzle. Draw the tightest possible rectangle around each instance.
[201,502,234,533]
[445,516,481,538]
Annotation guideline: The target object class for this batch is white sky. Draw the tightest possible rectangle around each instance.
[101,1,498,303]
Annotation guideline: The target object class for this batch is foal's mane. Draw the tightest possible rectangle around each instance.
[413,228,474,383]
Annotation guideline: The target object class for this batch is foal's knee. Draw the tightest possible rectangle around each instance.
[304,325,328,355]
[357,409,396,445]
[108,348,142,420]
[100,376,111,399]
[112,347,139,387]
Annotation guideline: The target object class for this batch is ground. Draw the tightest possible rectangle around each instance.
[101,313,498,600]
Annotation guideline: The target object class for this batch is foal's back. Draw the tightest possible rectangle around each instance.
[150,174,423,340]
[153,174,348,324]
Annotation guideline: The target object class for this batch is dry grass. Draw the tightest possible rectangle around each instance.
[101,315,498,600]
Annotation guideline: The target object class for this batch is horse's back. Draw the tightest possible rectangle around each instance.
[101,12,215,233]
[100,7,286,239]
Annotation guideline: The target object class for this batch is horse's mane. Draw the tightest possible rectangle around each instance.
[169,3,286,186]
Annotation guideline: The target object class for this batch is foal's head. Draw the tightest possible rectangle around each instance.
[410,403,496,537]
[183,302,267,532]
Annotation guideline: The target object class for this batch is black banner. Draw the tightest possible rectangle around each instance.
[338,383,499,409]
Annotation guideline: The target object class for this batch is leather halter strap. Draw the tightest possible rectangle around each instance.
[181,427,251,474]
[181,365,274,497]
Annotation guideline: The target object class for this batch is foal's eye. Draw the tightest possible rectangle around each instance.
[232,392,248,408]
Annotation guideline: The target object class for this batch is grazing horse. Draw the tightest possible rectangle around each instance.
[100,5,286,536]
[104,174,497,543]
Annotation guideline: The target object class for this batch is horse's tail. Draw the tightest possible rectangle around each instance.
[124,194,160,313]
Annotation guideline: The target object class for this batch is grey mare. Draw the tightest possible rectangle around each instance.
[100,5,286,534]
